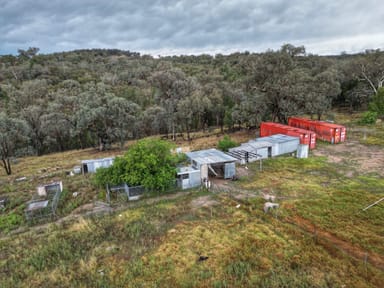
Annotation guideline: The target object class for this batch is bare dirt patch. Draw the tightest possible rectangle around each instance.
[190,195,219,210]
[313,141,384,176]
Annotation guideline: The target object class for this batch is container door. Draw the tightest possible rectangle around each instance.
[182,174,190,189]
[340,127,346,142]
[334,128,340,143]
[224,162,236,179]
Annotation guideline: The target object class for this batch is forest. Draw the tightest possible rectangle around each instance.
[0,45,384,175]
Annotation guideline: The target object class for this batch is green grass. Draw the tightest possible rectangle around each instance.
[0,117,383,287]
[1,189,383,287]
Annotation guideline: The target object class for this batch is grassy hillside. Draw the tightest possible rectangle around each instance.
[0,114,383,287]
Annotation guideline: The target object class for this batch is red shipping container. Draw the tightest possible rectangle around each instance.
[260,122,316,149]
[288,117,346,144]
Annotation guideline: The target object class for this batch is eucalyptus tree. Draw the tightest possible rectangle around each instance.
[41,102,73,152]
[341,50,384,109]
[232,92,267,128]
[0,112,29,175]
[357,50,384,95]
[107,97,140,148]
[21,105,47,155]
[202,83,226,132]
[151,67,198,140]
[247,46,298,122]
[75,82,115,151]
[177,91,212,139]
[50,80,83,150]
[306,69,341,120]
[140,106,168,136]
[75,82,141,150]
[7,79,48,112]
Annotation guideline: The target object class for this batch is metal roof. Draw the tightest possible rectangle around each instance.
[186,148,237,164]
[254,134,299,144]
[81,157,115,164]
[243,141,272,149]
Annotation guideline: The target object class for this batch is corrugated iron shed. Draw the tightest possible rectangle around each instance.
[253,134,300,156]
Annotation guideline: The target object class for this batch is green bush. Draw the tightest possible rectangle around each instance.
[359,111,378,125]
[94,139,179,192]
[218,135,238,152]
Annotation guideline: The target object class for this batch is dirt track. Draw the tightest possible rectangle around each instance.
[286,215,384,271]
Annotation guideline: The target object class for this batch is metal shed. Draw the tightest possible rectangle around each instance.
[186,148,237,180]
[253,134,300,157]
[81,157,114,174]
[177,166,201,189]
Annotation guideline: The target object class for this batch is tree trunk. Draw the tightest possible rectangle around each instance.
[99,137,106,151]
[1,158,11,175]
[172,121,176,141]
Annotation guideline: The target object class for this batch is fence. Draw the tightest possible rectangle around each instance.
[25,188,62,224]
[106,180,179,205]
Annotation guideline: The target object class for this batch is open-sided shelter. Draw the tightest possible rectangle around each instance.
[228,141,273,162]
[186,148,237,180]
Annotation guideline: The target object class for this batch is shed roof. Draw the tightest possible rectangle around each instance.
[254,134,299,144]
[186,148,237,164]
[81,157,115,164]
[243,141,273,149]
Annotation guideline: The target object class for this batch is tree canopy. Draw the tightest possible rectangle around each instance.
[0,113,29,175]
[0,45,383,163]
[94,139,179,191]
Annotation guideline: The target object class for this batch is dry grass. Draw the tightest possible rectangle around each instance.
[1,116,384,287]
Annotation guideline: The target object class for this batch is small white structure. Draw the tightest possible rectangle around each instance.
[81,157,114,174]
[73,166,82,174]
[263,202,279,213]
[37,181,63,197]
[176,166,201,190]
[296,144,309,159]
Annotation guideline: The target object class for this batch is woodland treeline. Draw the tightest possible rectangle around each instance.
[0,44,383,174]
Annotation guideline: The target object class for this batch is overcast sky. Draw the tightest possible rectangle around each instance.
[1,0,383,56]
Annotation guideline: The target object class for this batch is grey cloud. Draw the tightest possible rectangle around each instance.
[0,0,383,55]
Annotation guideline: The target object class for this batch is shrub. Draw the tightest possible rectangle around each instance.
[359,111,378,125]
[218,135,238,152]
[94,139,179,192]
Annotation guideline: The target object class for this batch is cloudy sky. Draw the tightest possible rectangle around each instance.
[1,0,383,56]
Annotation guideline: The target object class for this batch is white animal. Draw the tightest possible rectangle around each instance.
[263,202,279,213]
